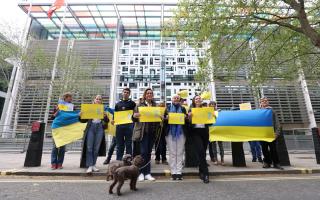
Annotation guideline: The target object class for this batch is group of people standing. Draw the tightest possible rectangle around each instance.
[50,89,283,184]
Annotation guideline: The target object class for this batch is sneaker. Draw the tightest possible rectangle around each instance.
[220,158,225,166]
[203,175,209,184]
[92,166,100,172]
[171,174,177,181]
[51,164,57,170]
[87,166,93,173]
[57,164,63,169]
[138,173,144,182]
[213,161,218,165]
[144,174,156,181]
[103,159,110,165]
[258,157,263,163]
[273,164,284,170]
[176,174,183,181]
[252,158,257,162]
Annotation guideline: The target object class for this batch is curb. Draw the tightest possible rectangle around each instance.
[2,168,320,177]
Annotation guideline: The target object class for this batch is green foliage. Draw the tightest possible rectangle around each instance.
[167,0,320,86]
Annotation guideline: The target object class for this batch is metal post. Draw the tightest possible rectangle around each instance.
[43,2,68,126]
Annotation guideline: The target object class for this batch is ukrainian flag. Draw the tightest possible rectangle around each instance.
[51,111,86,148]
[210,109,276,142]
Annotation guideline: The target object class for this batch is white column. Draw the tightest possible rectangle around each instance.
[109,18,121,107]
[298,69,317,129]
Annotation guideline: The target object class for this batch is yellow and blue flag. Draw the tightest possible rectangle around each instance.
[51,111,86,148]
[210,109,276,142]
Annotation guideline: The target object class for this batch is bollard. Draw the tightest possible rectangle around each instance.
[24,121,45,167]
[231,142,246,167]
[311,127,320,164]
[276,130,291,166]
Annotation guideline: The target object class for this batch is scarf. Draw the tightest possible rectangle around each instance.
[168,104,183,140]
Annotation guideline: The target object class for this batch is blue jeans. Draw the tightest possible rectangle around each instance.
[51,145,65,165]
[249,141,262,160]
[86,123,104,167]
[140,130,155,175]
[115,124,133,160]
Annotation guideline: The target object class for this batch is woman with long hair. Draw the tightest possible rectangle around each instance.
[132,88,160,181]
[80,95,108,173]
[188,95,210,183]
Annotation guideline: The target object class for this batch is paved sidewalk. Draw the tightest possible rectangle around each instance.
[1,152,319,177]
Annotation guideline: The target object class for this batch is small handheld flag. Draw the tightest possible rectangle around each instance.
[47,0,65,18]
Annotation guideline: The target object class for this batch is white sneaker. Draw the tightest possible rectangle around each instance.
[138,173,145,182]
[86,166,93,173]
[92,166,99,172]
[144,174,155,181]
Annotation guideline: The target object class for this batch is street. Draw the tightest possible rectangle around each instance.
[1,174,319,200]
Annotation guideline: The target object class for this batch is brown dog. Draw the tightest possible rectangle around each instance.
[109,155,144,196]
[106,154,132,181]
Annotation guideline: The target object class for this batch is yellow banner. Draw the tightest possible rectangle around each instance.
[239,102,252,110]
[114,110,133,125]
[52,122,86,148]
[81,104,104,119]
[139,107,162,122]
[168,113,185,125]
[209,126,275,142]
[105,112,116,136]
[191,107,215,124]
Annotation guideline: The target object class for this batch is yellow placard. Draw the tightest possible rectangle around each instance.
[191,107,215,124]
[239,102,252,110]
[201,91,212,100]
[114,110,133,125]
[105,112,116,136]
[139,107,162,122]
[178,90,188,98]
[81,104,104,119]
[58,104,68,111]
[168,113,185,125]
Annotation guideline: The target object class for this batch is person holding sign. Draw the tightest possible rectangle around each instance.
[132,88,160,181]
[80,95,109,173]
[259,97,283,170]
[113,88,136,161]
[50,92,73,170]
[188,95,211,184]
[164,95,187,181]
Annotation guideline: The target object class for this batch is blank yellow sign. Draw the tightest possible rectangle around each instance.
[239,102,252,110]
[114,110,133,125]
[168,113,185,125]
[81,104,104,119]
[139,107,162,122]
[191,107,215,124]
